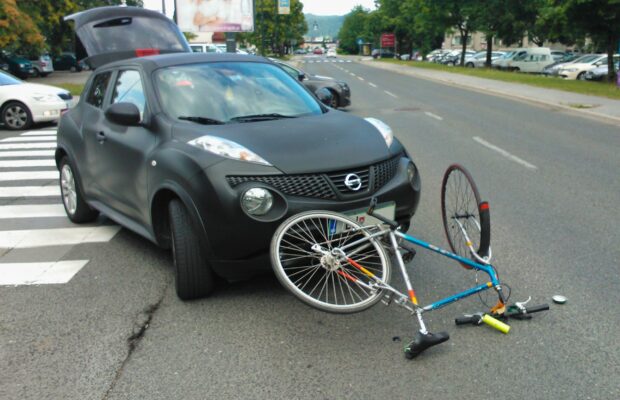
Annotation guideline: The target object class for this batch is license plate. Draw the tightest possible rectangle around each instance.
[328,202,395,235]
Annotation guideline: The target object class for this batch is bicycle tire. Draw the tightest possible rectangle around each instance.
[270,211,391,313]
[441,164,491,269]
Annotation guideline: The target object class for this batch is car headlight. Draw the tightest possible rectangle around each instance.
[364,117,393,148]
[31,93,60,102]
[563,68,578,72]
[187,135,271,165]
[19,63,26,68]
[241,188,273,216]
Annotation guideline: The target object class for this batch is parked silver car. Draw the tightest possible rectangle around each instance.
[28,54,54,77]
[464,51,505,68]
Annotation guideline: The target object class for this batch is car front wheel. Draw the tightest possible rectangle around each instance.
[169,199,215,300]
[1,101,33,130]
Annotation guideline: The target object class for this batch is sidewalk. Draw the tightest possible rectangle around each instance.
[357,57,620,126]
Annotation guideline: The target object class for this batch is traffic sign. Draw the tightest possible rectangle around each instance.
[381,33,395,48]
[357,38,364,45]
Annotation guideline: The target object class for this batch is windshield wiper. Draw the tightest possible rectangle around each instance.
[230,113,297,122]
[179,116,225,125]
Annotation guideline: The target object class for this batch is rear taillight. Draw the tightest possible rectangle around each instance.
[41,62,47,67]
[135,48,160,57]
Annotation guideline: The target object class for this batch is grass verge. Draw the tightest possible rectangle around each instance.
[378,59,620,100]
[55,83,85,96]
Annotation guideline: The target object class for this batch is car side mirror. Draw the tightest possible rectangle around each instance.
[315,88,333,106]
[298,72,306,81]
[105,102,141,126]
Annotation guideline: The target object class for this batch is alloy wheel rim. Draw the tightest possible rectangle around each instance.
[5,106,27,129]
[61,164,77,215]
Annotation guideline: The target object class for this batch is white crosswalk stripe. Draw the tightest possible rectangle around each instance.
[0,150,55,158]
[0,159,56,168]
[0,170,59,181]
[20,130,57,136]
[0,204,66,219]
[0,128,121,286]
[0,260,89,285]
[0,186,60,197]
[0,142,56,150]
[1,136,57,142]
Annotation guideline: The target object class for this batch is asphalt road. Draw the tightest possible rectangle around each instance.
[1,56,618,400]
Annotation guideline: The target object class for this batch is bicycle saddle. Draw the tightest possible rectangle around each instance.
[404,331,450,359]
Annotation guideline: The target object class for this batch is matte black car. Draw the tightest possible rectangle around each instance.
[271,59,350,109]
[52,53,83,72]
[57,7,420,300]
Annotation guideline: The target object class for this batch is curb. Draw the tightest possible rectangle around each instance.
[363,60,620,127]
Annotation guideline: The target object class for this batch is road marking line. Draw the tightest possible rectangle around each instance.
[473,136,538,170]
[1,136,57,143]
[346,60,352,63]
[368,82,377,88]
[21,130,56,136]
[0,142,56,150]
[343,69,349,72]
[0,260,90,285]
[0,186,60,198]
[0,225,121,249]
[0,150,55,158]
[357,76,364,81]
[350,73,356,76]
[0,204,66,219]
[384,90,398,98]
[0,170,59,181]
[0,159,56,168]
[424,112,443,121]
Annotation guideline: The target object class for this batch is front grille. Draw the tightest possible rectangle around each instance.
[227,156,401,200]
[327,168,370,194]
[226,174,337,199]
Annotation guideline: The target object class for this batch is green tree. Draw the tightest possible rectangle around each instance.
[338,6,371,54]
[555,0,620,82]
[238,0,306,56]
[0,0,45,54]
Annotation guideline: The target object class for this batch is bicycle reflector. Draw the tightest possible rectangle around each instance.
[479,202,489,212]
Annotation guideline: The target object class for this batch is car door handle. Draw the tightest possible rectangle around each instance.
[96,131,106,143]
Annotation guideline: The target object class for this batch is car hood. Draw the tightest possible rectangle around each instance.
[13,83,68,96]
[174,110,396,174]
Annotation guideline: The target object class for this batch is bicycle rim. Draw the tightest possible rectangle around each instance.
[441,164,490,269]
[270,211,390,313]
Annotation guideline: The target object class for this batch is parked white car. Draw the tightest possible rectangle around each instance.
[464,51,505,68]
[0,70,71,130]
[503,47,555,73]
[558,54,619,80]
[326,48,337,58]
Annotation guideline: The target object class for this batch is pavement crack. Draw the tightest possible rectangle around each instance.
[101,282,169,400]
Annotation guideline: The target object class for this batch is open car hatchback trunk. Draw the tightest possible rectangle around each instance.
[65,6,191,69]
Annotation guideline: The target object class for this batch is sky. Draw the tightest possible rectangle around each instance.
[143,0,376,17]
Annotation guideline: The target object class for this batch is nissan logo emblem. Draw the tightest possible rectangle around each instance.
[344,173,363,191]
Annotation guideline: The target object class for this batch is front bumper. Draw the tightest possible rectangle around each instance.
[30,100,67,123]
[195,156,420,280]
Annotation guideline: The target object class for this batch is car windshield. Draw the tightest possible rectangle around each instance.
[155,62,323,123]
[0,71,22,86]
[573,55,600,63]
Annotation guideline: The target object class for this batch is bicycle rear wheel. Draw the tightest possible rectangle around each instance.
[441,164,491,269]
[270,211,391,313]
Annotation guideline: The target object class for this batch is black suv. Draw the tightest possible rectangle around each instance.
[57,7,421,300]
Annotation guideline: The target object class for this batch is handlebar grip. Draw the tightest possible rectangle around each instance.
[525,304,550,314]
[455,315,480,325]
[481,314,511,334]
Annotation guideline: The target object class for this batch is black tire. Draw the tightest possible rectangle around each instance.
[466,62,474,68]
[1,101,33,130]
[59,157,99,223]
[169,199,215,300]
[70,66,77,72]
[31,68,40,77]
[328,90,339,109]
[577,72,586,80]
[271,211,391,313]
[441,164,490,269]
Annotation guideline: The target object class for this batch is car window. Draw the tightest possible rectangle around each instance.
[191,46,204,53]
[111,70,146,116]
[86,71,112,108]
[278,63,299,79]
[0,71,21,86]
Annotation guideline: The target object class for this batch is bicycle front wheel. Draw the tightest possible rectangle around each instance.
[441,164,491,269]
[270,211,391,313]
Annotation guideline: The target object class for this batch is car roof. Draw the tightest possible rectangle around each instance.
[98,52,273,72]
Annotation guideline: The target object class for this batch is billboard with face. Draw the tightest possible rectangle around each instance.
[176,0,254,32]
